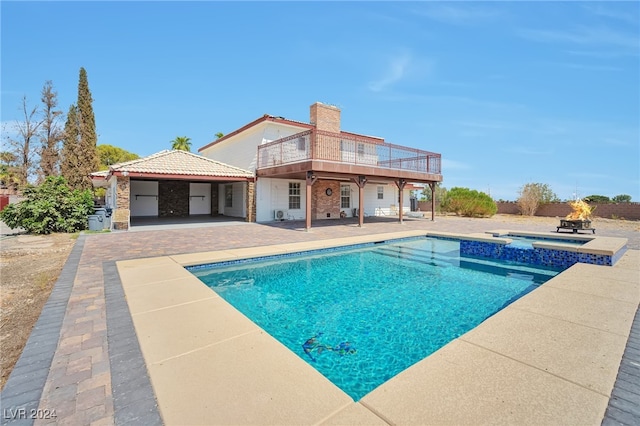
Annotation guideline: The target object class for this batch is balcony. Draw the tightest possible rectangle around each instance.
[256,130,442,182]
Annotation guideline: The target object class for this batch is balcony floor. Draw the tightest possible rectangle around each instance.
[256,160,442,183]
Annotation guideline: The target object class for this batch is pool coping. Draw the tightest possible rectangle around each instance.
[115,231,639,425]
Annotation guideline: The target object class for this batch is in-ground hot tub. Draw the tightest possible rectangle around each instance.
[427,230,627,268]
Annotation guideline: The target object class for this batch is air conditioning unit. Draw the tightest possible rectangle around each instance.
[274,210,285,221]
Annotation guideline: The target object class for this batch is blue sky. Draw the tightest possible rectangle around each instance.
[2,1,638,201]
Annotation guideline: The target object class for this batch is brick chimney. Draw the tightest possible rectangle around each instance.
[310,102,340,133]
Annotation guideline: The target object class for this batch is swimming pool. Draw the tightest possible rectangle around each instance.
[191,237,560,400]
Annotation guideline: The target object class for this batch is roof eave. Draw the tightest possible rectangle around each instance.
[198,115,312,152]
[110,171,254,181]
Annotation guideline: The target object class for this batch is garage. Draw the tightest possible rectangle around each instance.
[92,150,254,230]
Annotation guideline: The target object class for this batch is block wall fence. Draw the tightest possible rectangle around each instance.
[417,201,640,221]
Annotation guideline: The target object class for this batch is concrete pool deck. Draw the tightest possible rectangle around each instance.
[1,215,638,425]
[115,230,638,425]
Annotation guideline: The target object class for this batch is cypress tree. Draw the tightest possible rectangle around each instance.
[61,68,99,190]
[61,104,83,189]
[76,67,99,190]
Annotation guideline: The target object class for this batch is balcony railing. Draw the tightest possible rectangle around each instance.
[257,130,441,175]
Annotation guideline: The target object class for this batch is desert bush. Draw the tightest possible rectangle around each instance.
[517,182,559,216]
[440,187,497,217]
[612,194,632,203]
[584,195,610,203]
[0,176,93,234]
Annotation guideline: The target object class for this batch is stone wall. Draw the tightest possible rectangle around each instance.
[312,180,341,219]
[246,181,256,222]
[417,200,639,220]
[158,181,189,217]
[497,202,640,220]
[417,201,440,212]
[113,176,131,230]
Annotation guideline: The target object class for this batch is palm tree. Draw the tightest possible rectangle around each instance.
[171,136,191,151]
[215,132,224,139]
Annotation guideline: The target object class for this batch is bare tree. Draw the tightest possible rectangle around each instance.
[38,81,64,181]
[4,96,42,187]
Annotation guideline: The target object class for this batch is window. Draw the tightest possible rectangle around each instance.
[357,143,365,156]
[289,182,301,209]
[377,186,384,199]
[341,185,350,209]
[297,137,306,151]
[225,185,233,208]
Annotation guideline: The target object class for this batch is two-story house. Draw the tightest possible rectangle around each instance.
[199,102,442,229]
[97,102,442,231]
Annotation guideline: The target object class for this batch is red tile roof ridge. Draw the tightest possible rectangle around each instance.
[107,149,253,177]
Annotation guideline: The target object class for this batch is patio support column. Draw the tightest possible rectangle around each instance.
[245,180,256,223]
[395,178,407,224]
[305,171,317,231]
[352,175,367,227]
[114,175,131,231]
[429,182,436,221]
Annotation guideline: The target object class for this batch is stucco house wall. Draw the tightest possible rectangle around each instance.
[130,181,159,216]
[201,121,306,172]
[218,182,246,218]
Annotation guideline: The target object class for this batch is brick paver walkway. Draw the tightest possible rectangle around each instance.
[2,215,638,425]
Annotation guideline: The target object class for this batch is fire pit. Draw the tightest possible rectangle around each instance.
[557,200,595,234]
[558,219,592,233]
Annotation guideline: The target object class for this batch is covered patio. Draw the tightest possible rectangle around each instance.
[128,214,248,231]
[92,150,255,231]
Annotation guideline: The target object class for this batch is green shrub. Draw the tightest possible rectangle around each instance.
[440,187,497,217]
[612,194,632,203]
[0,176,94,234]
[584,195,610,203]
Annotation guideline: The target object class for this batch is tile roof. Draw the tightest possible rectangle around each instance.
[109,150,253,178]
[90,170,109,179]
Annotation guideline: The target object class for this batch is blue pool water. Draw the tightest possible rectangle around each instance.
[501,235,587,249]
[192,237,560,400]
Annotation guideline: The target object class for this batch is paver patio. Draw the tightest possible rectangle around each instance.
[1,215,638,425]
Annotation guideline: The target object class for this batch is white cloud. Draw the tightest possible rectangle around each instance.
[603,138,633,147]
[566,49,638,59]
[505,146,555,156]
[518,26,639,50]
[441,159,470,170]
[368,53,412,92]
[556,62,624,72]
[583,4,640,25]
[412,4,505,26]
[568,172,615,180]
[454,120,513,130]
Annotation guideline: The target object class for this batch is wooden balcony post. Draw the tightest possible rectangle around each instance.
[305,171,317,231]
[395,179,407,224]
[429,182,436,221]
[352,175,367,227]
[310,129,315,160]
